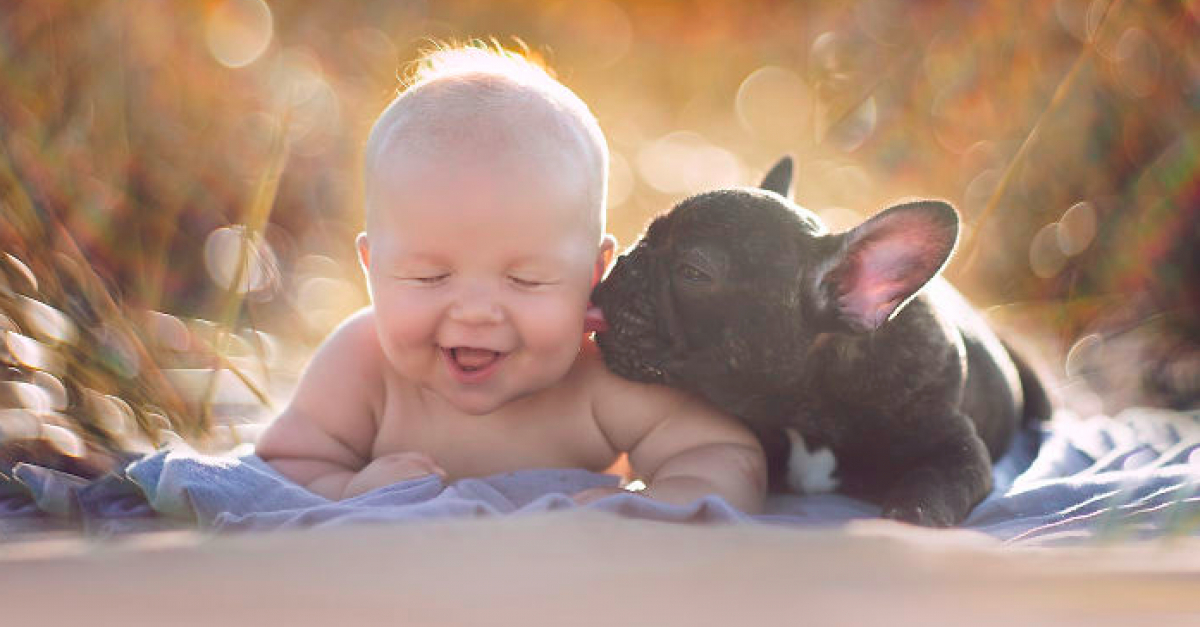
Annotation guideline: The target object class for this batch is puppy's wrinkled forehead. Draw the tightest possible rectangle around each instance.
[647,188,828,263]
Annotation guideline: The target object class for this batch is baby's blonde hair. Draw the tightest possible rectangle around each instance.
[363,42,609,238]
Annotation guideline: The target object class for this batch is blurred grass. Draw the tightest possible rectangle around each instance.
[0,0,1197,466]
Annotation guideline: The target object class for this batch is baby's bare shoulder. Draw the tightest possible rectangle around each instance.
[331,307,385,353]
[305,309,386,387]
[581,340,758,455]
[257,308,386,466]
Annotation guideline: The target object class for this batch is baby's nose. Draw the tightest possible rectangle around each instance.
[448,284,504,325]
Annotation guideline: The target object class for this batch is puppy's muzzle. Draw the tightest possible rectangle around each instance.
[591,245,682,384]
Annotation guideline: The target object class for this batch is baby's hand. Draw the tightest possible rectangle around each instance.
[343,451,447,499]
[571,486,629,505]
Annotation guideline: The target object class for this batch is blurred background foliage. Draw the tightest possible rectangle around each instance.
[0,0,1197,461]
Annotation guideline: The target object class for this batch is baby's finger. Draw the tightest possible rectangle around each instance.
[403,452,447,479]
[423,460,449,481]
[571,486,625,505]
[382,455,445,481]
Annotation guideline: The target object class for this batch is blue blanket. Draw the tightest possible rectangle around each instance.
[3,408,1198,545]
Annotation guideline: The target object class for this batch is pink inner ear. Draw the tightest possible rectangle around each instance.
[835,210,955,330]
[837,250,911,330]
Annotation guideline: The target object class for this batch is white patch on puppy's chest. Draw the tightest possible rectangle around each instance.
[785,428,839,494]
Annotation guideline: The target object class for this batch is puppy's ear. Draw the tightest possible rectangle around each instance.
[759,156,793,199]
[819,201,958,332]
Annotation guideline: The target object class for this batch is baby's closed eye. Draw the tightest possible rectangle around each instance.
[507,274,560,289]
[409,274,449,285]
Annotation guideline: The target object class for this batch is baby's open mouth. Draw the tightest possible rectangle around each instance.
[449,347,502,372]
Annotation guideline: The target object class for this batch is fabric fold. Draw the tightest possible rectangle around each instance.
[1,409,1197,546]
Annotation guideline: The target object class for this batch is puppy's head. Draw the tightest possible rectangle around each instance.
[591,157,959,415]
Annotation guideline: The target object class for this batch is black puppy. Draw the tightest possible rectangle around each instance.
[591,157,1049,526]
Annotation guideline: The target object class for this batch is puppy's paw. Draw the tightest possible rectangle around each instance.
[881,499,956,527]
[880,469,962,527]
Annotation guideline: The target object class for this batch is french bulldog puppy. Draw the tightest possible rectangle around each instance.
[591,157,1049,526]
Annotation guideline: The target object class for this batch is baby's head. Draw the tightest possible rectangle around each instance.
[363,45,608,239]
[357,45,614,415]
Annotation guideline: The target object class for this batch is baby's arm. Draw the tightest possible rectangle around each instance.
[257,309,435,499]
[589,351,767,513]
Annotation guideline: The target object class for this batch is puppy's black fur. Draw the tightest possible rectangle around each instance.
[592,157,1049,526]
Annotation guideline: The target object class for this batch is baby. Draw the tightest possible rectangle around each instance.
[256,45,766,513]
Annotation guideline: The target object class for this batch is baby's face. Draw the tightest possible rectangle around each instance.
[360,147,609,416]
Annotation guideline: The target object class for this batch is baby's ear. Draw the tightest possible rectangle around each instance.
[356,232,371,272]
[817,201,958,332]
[759,156,793,199]
[592,234,617,286]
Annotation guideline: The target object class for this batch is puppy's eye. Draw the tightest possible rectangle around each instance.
[675,263,712,283]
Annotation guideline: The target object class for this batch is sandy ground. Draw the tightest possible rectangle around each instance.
[3,512,1199,627]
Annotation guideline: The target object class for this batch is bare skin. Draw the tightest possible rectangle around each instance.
[256,53,766,513]
[257,312,765,512]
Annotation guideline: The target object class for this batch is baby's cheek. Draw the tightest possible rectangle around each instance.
[376,297,437,349]
[519,295,586,350]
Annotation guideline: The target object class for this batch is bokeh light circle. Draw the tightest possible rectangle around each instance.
[0,381,51,412]
[1112,27,1160,98]
[963,169,1002,217]
[268,48,342,154]
[205,0,274,69]
[1065,333,1105,378]
[1056,201,1097,256]
[298,275,361,335]
[42,424,85,458]
[809,31,852,78]
[1030,222,1068,278]
[735,66,812,144]
[826,96,878,152]
[204,226,279,295]
[636,131,742,195]
[607,150,634,209]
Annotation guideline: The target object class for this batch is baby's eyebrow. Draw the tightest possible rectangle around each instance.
[388,250,445,264]
[510,252,557,264]
[509,253,574,270]
[517,239,596,265]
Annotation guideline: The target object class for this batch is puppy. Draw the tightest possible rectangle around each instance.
[591,157,1049,526]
